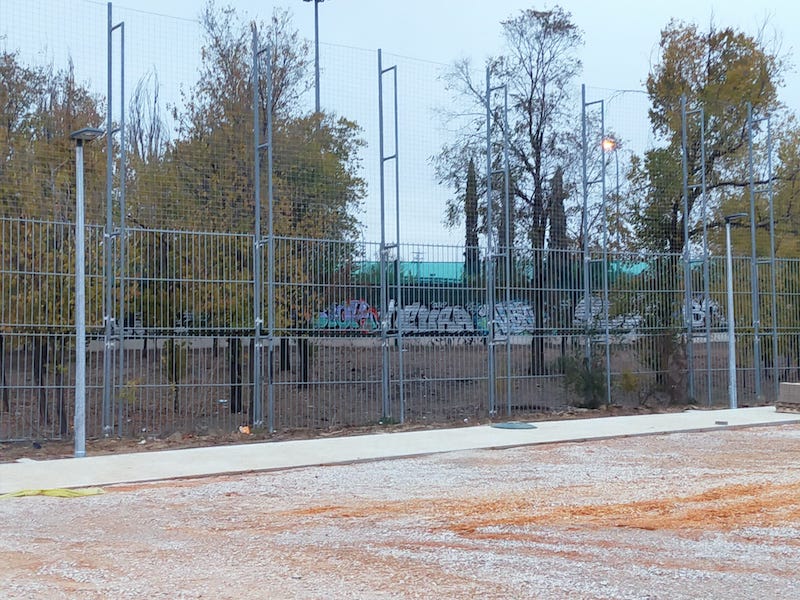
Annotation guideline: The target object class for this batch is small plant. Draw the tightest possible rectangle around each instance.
[619,370,639,394]
[559,353,606,410]
[162,340,189,411]
[119,378,142,406]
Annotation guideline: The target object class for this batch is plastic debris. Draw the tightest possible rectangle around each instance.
[0,487,105,499]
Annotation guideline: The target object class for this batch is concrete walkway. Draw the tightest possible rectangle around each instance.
[1,406,798,495]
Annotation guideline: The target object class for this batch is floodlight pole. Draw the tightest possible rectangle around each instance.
[580,85,591,368]
[725,213,747,409]
[102,2,125,435]
[747,103,762,401]
[102,2,114,435]
[253,26,273,430]
[612,146,620,248]
[303,0,325,113]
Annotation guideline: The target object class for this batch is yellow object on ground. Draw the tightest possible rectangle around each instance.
[0,487,105,499]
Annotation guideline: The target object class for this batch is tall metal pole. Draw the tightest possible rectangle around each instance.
[71,127,102,454]
[266,43,276,432]
[251,26,264,428]
[726,218,738,409]
[390,65,405,423]
[502,86,512,415]
[313,0,320,113]
[580,85,591,368]
[680,95,695,402]
[485,67,496,415]
[747,103,762,400]
[698,108,712,407]
[378,49,390,420]
[613,149,620,249]
[102,1,114,435]
[599,102,611,407]
[767,116,780,400]
[74,140,87,458]
[681,100,712,405]
[725,213,747,408]
[377,51,401,422]
[116,20,126,436]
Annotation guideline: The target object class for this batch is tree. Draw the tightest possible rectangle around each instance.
[639,20,782,253]
[437,8,582,248]
[122,2,366,412]
[632,20,785,401]
[0,51,105,430]
[436,7,583,376]
[463,158,480,284]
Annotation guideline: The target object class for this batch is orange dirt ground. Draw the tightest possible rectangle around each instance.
[1,424,799,599]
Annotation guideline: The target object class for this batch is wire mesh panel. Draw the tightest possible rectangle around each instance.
[497,246,582,414]
[775,259,800,384]
[2,1,799,442]
[112,229,254,437]
[272,237,382,429]
[0,219,104,440]
[394,243,489,423]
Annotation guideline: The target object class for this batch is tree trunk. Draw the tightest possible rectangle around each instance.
[280,338,291,371]
[1,334,9,412]
[530,250,546,375]
[229,337,243,413]
[55,335,67,435]
[297,338,309,389]
[33,336,49,424]
[530,329,545,375]
[248,337,255,418]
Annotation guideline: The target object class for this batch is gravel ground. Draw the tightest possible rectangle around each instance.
[1,424,800,599]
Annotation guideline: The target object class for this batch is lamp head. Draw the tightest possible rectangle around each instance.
[601,138,617,152]
[724,212,748,224]
[70,127,105,143]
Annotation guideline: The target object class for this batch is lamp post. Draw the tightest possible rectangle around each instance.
[725,212,747,410]
[602,137,620,249]
[303,0,326,113]
[70,127,104,458]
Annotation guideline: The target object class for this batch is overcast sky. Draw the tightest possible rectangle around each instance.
[3,0,797,246]
[120,0,800,109]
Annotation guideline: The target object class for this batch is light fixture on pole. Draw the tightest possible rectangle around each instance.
[725,212,747,410]
[302,0,326,113]
[70,126,104,458]
[601,137,620,249]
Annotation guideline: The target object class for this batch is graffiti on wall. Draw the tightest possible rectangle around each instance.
[314,300,380,333]
[396,302,477,334]
[313,300,544,336]
[313,295,726,337]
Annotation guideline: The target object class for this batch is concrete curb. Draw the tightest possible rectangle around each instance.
[1,406,798,495]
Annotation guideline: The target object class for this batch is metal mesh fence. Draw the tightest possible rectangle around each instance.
[1,1,797,442]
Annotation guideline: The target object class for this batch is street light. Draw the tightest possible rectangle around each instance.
[70,127,104,458]
[303,0,327,113]
[602,137,620,249]
[725,212,747,410]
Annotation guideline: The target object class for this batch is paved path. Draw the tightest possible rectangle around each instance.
[1,406,798,494]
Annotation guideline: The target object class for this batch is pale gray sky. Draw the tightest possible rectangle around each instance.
[114,0,800,246]
[2,0,797,246]
[123,0,800,110]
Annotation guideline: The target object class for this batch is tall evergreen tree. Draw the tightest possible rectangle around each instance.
[463,158,480,284]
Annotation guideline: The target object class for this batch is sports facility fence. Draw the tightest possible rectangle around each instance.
[1,1,796,441]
